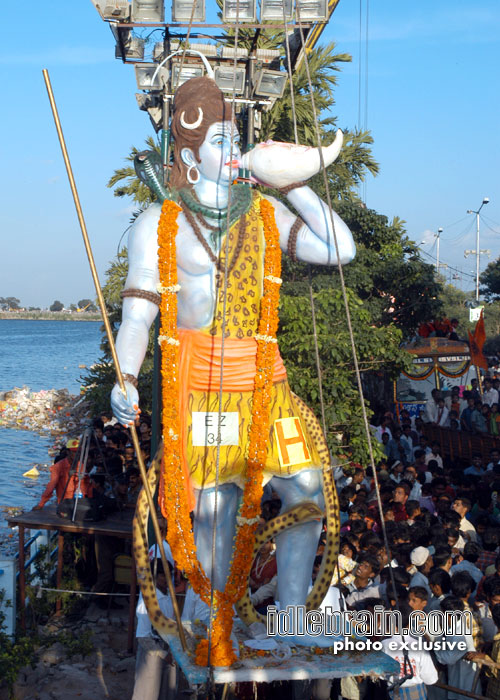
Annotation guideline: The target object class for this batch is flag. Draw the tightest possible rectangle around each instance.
[468,310,487,369]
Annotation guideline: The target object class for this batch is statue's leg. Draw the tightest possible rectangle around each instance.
[270,468,338,646]
[186,483,240,623]
[271,468,323,607]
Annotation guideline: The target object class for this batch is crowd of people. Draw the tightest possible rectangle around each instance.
[406,378,500,435]
[32,386,500,699]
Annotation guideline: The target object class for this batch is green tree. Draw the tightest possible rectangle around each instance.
[279,286,411,461]
[480,257,500,301]
[77,298,97,312]
[0,296,21,310]
[49,300,64,312]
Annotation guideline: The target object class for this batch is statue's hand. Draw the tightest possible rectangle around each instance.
[111,381,140,426]
[240,129,343,189]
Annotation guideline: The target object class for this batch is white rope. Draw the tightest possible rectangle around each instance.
[207,5,242,681]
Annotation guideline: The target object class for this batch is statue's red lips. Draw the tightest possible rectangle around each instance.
[225,160,240,167]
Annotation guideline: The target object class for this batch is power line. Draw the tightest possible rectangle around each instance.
[419,248,475,279]
[480,213,500,234]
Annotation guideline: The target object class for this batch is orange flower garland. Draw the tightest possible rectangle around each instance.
[157,195,282,667]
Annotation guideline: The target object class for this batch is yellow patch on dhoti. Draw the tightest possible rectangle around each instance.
[274,417,312,468]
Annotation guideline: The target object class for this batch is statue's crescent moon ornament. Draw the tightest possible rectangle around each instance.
[180,107,203,130]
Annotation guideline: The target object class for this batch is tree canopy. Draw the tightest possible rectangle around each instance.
[480,258,500,301]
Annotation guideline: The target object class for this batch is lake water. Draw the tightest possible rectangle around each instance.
[0,320,101,553]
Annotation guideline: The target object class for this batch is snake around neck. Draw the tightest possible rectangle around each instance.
[133,149,253,229]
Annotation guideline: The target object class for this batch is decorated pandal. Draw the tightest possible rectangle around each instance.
[110,76,399,688]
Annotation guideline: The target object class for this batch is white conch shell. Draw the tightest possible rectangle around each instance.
[240,129,343,189]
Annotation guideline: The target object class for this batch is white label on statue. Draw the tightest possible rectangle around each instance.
[192,412,239,446]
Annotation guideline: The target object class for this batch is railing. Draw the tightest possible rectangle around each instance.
[0,529,58,638]
[422,423,500,463]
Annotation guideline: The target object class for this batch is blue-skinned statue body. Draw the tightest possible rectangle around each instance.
[111,77,356,648]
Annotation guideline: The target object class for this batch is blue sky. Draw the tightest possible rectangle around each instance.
[1,0,499,308]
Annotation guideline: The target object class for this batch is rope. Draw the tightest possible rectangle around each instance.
[294,9,412,683]
[282,4,299,145]
[206,10,241,688]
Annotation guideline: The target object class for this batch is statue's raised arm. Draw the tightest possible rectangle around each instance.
[111,76,355,662]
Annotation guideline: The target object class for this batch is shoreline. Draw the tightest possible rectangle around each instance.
[0,313,101,322]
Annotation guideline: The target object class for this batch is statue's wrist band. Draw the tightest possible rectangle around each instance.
[123,373,139,388]
[278,181,308,196]
[121,288,162,306]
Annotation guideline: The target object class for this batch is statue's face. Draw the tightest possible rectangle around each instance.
[195,121,241,185]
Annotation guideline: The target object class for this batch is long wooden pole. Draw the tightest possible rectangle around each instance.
[42,69,186,651]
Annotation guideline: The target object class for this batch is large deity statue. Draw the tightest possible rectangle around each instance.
[111,77,356,663]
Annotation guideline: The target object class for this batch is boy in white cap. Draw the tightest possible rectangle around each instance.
[410,547,433,596]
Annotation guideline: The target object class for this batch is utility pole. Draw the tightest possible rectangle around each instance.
[435,227,443,272]
[464,197,490,301]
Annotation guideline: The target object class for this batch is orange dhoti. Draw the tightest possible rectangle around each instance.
[178,328,321,491]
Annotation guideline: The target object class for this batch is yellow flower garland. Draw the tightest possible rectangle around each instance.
[157,196,282,667]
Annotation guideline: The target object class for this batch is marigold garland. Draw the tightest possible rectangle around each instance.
[157,195,282,667]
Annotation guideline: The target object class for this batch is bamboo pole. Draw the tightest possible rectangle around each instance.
[42,69,186,651]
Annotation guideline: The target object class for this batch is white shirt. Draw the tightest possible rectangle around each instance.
[423,400,439,424]
[459,517,478,543]
[136,588,174,638]
[483,387,499,407]
[375,425,392,443]
[382,635,438,687]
